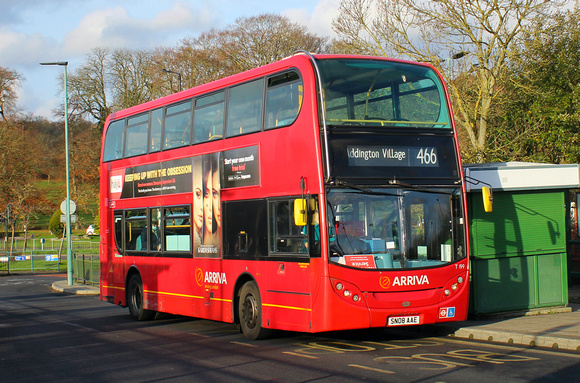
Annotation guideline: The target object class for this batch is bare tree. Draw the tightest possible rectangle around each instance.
[151,40,226,97]
[332,0,565,162]
[215,14,327,73]
[67,47,112,130]
[0,67,23,121]
[110,49,157,110]
[152,14,328,97]
[183,14,327,77]
[69,14,328,127]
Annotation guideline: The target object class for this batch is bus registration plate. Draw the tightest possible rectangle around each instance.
[387,315,420,326]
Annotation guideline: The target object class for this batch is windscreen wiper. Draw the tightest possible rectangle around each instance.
[388,178,456,195]
[334,180,372,193]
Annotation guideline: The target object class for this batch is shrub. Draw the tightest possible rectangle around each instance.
[49,210,64,237]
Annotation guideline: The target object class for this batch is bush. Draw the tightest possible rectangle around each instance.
[49,210,64,237]
[93,209,100,233]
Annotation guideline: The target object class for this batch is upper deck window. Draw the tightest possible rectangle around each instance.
[227,79,264,137]
[103,119,125,162]
[125,113,149,157]
[102,67,303,163]
[265,71,303,129]
[194,91,225,143]
[150,108,163,153]
[163,100,192,150]
[318,59,450,129]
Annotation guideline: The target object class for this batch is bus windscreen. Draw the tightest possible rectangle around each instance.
[318,59,450,128]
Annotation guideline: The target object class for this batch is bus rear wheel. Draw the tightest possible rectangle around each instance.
[127,274,155,321]
[238,281,271,340]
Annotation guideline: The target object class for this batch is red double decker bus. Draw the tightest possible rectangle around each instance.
[100,52,470,339]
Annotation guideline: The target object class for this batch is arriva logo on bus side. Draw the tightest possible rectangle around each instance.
[195,268,204,286]
[205,271,227,285]
[195,267,228,286]
[379,275,430,289]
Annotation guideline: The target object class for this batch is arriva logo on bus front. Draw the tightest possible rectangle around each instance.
[379,275,430,289]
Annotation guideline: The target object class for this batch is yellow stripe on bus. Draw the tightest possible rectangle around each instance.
[102,285,124,291]
[263,303,312,312]
[144,289,205,300]
[144,290,233,303]
[103,286,306,311]
[103,286,232,303]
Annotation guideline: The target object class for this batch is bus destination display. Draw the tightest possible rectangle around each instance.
[347,145,439,167]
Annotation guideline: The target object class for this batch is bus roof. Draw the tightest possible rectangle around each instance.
[104,53,437,125]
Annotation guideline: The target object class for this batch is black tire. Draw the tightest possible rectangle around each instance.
[127,274,155,321]
[238,281,272,340]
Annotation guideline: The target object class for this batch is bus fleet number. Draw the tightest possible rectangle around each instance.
[416,148,438,165]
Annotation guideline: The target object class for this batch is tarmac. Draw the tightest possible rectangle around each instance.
[52,280,580,351]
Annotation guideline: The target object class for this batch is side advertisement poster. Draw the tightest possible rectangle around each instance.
[109,145,260,258]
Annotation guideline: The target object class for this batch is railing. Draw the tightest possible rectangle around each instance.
[0,238,101,286]
[73,254,100,285]
[0,251,67,273]
[2,238,99,251]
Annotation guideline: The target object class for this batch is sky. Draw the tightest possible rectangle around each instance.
[0,0,340,119]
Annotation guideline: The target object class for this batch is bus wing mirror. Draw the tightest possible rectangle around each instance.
[482,186,493,213]
[294,199,307,226]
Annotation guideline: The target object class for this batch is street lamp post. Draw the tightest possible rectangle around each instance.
[162,68,182,92]
[40,61,73,286]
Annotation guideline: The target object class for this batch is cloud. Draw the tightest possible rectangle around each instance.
[0,0,71,25]
[0,28,61,68]
[62,2,212,54]
[284,0,340,38]
[1,0,342,119]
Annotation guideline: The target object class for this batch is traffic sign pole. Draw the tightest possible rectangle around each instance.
[61,198,75,286]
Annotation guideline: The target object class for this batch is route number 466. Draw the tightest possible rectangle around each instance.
[416,147,438,165]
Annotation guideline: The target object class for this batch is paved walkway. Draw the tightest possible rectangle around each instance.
[52,280,101,296]
[443,305,580,351]
[52,280,580,351]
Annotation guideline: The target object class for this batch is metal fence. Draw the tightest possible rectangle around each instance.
[0,251,67,273]
[0,245,100,286]
[2,238,99,252]
[73,253,100,285]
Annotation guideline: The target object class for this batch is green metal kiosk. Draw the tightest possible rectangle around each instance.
[464,162,580,315]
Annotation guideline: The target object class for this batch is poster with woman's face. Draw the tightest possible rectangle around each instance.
[189,145,259,258]
[194,153,221,258]
[193,158,204,250]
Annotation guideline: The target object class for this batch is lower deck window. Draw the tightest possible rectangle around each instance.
[114,205,191,255]
[269,200,308,255]
[164,206,192,251]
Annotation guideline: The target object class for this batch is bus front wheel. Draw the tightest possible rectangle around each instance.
[238,281,271,340]
[127,274,155,321]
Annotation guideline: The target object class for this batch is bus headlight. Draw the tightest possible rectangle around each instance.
[331,278,365,306]
[441,272,468,302]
